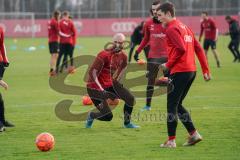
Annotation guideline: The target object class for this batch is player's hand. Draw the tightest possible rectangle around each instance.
[134,51,139,62]
[0,80,8,90]
[203,73,211,81]
[3,62,9,67]
[159,63,168,72]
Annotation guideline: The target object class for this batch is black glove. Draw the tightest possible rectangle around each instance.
[134,51,139,62]
[3,62,9,67]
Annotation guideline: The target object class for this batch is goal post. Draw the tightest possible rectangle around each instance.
[0,12,35,38]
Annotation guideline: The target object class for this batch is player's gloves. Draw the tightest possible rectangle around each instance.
[159,63,169,72]
[3,62,9,67]
[134,51,139,62]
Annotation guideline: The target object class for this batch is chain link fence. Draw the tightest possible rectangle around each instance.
[0,0,239,19]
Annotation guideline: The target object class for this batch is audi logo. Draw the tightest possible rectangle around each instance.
[111,22,137,33]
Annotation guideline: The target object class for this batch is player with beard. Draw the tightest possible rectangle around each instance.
[85,33,139,129]
[134,0,168,111]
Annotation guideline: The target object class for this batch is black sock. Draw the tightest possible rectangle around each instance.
[124,104,133,125]
[146,85,154,106]
[0,94,5,123]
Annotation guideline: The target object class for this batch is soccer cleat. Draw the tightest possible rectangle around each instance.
[160,140,177,148]
[0,122,5,132]
[141,105,151,111]
[85,112,94,128]
[3,121,15,127]
[68,66,76,74]
[124,122,140,128]
[183,131,203,146]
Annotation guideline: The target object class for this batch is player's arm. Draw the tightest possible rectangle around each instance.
[88,55,105,91]
[114,56,127,81]
[211,20,218,41]
[199,22,204,42]
[0,31,9,66]
[164,28,186,69]
[72,22,77,46]
[136,23,150,53]
[193,37,211,81]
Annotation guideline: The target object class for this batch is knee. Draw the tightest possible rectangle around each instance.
[126,95,135,106]
[104,113,113,121]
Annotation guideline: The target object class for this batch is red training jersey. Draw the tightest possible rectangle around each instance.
[87,50,127,90]
[59,18,76,44]
[0,27,8,63]
[165,19,210,75]
[48,18,59,43]
[137,18,167,58]
[199,18,217,41]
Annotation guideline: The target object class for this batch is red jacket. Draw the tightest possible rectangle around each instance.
[165,19,210,75]
[59,18,76,44]
[199,18,217,41]
[48,18,59,43]
[0,27,8,63]
[137,18,167,58]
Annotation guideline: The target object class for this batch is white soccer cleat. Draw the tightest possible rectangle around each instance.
[160,140,176,148]
[183,131,203,146]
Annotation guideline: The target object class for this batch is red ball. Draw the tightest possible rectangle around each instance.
[82,95,93,105]
[107,99,120,106]
[35,132,55,152]
[137,59,146,65]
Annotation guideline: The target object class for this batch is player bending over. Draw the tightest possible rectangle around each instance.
[157,2,211,148]
[85,33,139,129]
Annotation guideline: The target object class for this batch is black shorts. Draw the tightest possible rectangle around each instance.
[48,42,59,54]
[203,39,216,50]
[59,43,72,56]
[146,57,167,79]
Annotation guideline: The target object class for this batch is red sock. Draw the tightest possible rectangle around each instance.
[168,136,176,141]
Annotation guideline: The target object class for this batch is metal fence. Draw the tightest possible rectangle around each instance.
[0,0,239,19]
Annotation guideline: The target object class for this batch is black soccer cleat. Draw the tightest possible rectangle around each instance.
[3,121,15,127]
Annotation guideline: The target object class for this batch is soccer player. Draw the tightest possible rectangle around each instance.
[225,15,240,62]
[157,2,211,148]
[134,0,168,111]
[85,33,139,129]
[128,21,149,62]
[0,26,14,132]
[56,11,76,73]
[199,11,221,67]
[48,10,60,76]
[68,15,77,73]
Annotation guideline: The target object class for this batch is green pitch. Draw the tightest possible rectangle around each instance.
[0,36,239,160]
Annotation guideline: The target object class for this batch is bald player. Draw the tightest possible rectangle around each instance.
[85,33,139,129]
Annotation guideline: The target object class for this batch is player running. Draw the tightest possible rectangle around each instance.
[157,2,211,148]
[199,11,221,68]
[56,11,76,73]
[85,33,139,129]
[128,21,149,63]
[0,26,14,132]
[225,15,240,62]
[48,10,60,76]
[134,0,168,111]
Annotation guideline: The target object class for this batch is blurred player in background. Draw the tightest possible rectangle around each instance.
[134,0,168,111]
[48,10,60,76]
[225,15,240,62]
[199,11,221,67]
[56,11,76,73]
[85,33,139,129]
[68,16,77,74]
[0,26,14,132]
[157,2,211,148]
[128,21,149,62]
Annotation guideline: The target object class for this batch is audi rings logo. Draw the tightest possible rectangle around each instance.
[0,23,6,32]
[111,22,137,33]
